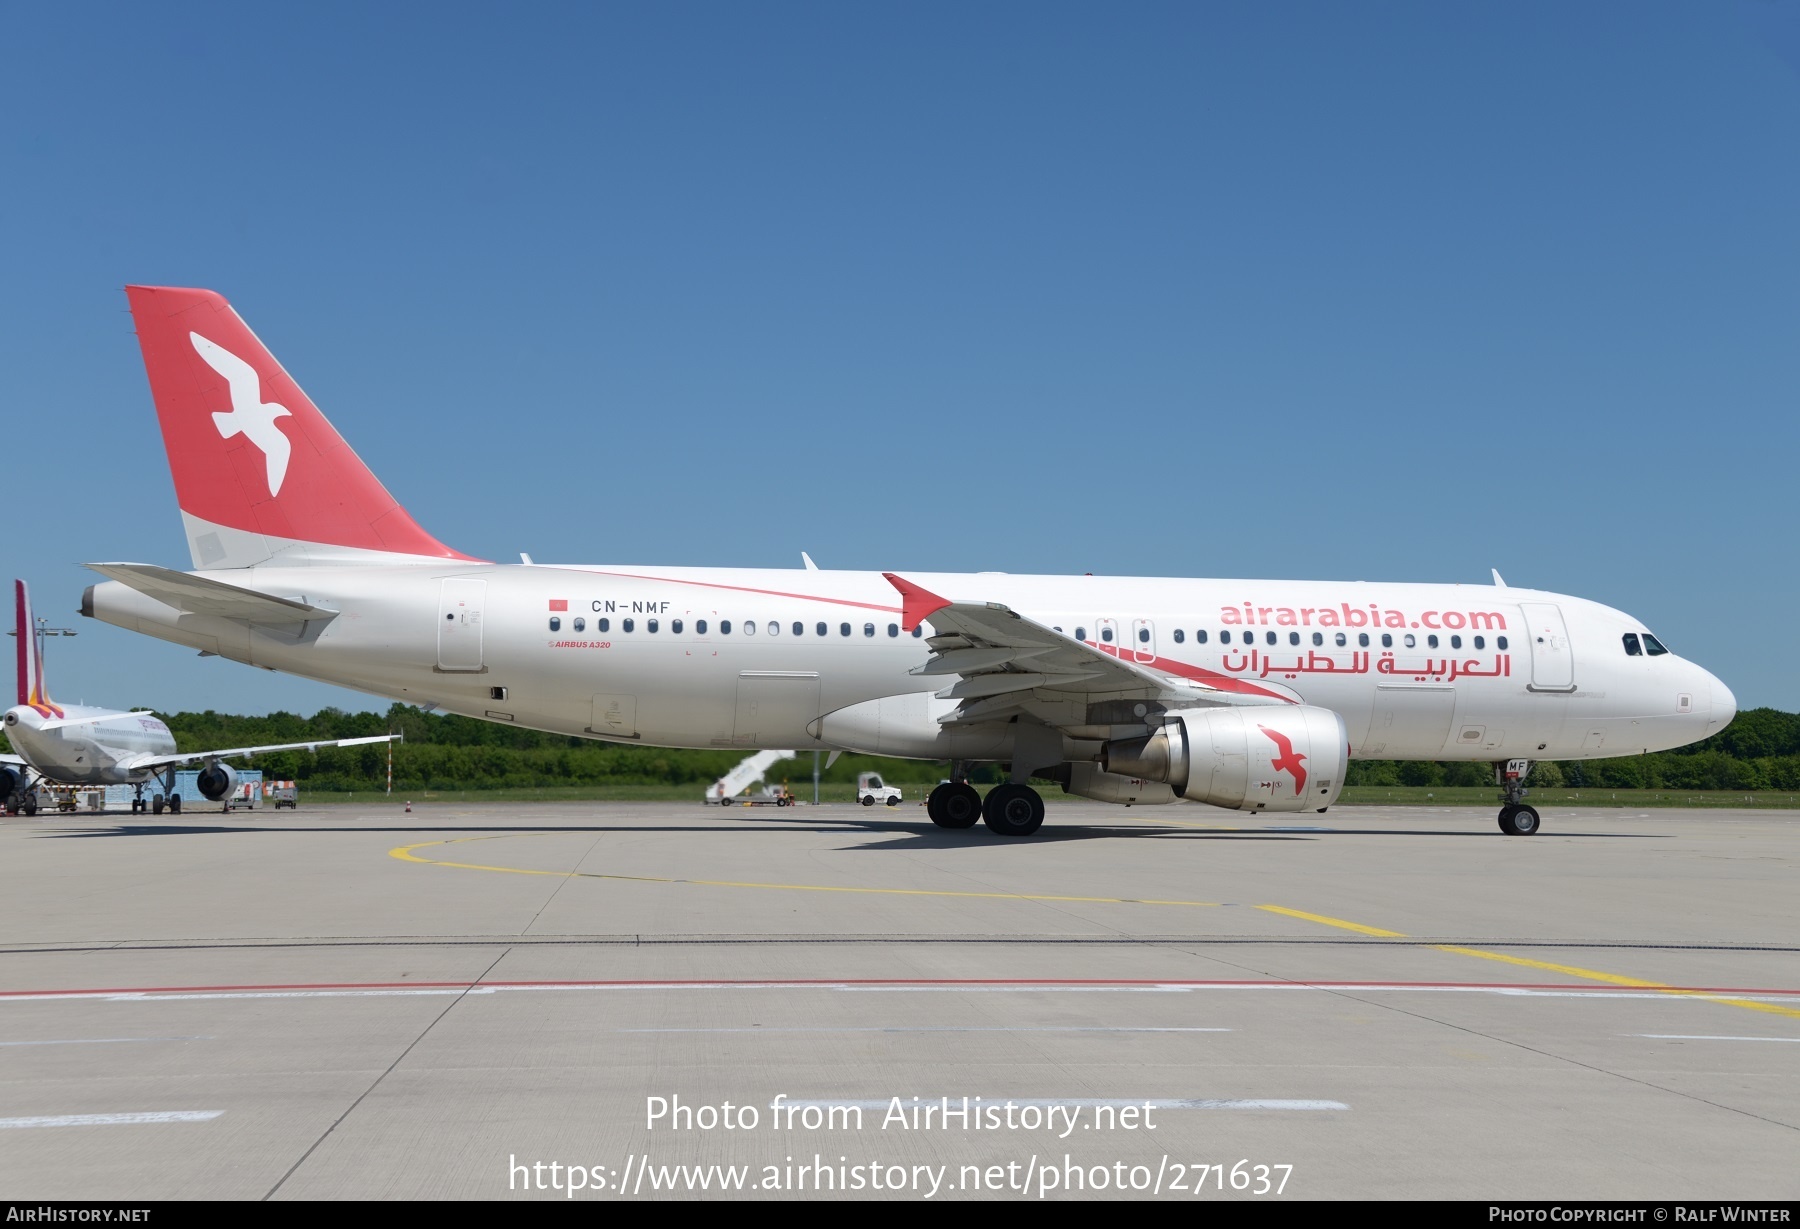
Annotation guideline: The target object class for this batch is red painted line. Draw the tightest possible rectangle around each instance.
[0,978,1795,999]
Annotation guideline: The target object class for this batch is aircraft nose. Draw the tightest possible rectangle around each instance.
[1708,673,1737,732]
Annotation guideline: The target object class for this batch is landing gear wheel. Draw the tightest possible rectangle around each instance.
[152,795,164,816]
[982,783,1045,837]
[21,799,36,817]
[1498,804,1540,836]
[169,794,181,814]
[860,795,874,806]
[929,782,981,829]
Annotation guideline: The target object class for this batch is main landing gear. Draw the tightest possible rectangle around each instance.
[926,779,1045,837]
[128,775,183,816]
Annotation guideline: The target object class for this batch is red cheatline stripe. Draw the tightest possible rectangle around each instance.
[0,978,1796,998]
[553,568,903,614]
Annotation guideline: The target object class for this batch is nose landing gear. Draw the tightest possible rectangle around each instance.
[1495,759,1541,836]
[1498,804,1541,836]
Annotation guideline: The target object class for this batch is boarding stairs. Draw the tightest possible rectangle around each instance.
[709,749,797,802]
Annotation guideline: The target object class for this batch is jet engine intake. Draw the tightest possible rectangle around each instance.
[0,766,22,802]
[195,763,238,802]
[1101,704,1348,812]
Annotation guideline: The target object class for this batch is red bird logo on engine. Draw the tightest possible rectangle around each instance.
[1258,725,1308,797]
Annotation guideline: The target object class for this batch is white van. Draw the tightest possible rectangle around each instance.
[856,773,902,807]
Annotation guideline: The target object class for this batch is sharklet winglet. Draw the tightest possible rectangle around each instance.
[882,573,952,632]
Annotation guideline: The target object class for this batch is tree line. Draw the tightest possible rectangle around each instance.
[5,704,1796,793]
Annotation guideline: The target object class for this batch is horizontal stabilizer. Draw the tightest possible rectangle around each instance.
[84,563,338,624]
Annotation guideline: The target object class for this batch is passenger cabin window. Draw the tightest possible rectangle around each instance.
[744,620,755,635]
[863,623,875,637]
[840,623,851,637]
[598,617,611,633]
[672,619,683,634]
[793,621,804,636]
[1101,627,1114,642]
[1173,629,1185,644]
[720,620,731,634]
[1450,634,1460,649]
[1403,633,1416,648]
[816,622,827,636]
[573,617,586,632]
[647,618,659,633]
[888,623,900,637]
[549,616,561,631]
[1196,629,1208,644]
[1138,628,1150,643]
[695,619,706,634]
[1220,630,1231,644]
[1623,633,1642,656]
[767,621,779,636]
[912,627,922,638]
[1642,633,1669,656]
[1473,635,1484,649]
[1358,632,1369,647]
[1313,632,1324,646]
[1427,634,1438,649]
[1381,633,1393,648]
[1288,632,1300,646]
[1075,627,1087,641]
[623,618,635,632]
[1265,631,1277,646]
[1335,632,1347,647]
[1497,635,1509,650]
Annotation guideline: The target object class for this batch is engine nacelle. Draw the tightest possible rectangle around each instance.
[0,766,23,803]
[1060,763,1178,806]
[1101,705,1348,812]
[195,763,238,801]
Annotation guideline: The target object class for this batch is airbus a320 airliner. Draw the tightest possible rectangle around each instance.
[81,286,1735,836]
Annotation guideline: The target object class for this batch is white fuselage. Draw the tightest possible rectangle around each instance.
[85,563,1733,767]
[3,705,178,785]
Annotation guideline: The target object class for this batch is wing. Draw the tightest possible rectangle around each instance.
[884,574,1296,737]
[119,733,399,774]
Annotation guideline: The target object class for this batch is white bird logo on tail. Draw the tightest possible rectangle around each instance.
[190,332,292,496]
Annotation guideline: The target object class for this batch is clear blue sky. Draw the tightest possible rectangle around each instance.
[3,2,1797,714]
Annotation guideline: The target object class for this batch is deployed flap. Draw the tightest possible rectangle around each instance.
[84,563,338,624]
[121,733,399,774]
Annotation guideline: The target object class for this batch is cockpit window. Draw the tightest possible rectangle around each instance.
[1622,633,1642,657]
[1642,633,1669,656]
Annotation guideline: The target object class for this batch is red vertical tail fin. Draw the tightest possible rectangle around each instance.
[124,286,480,569]
[14,580,61,718]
